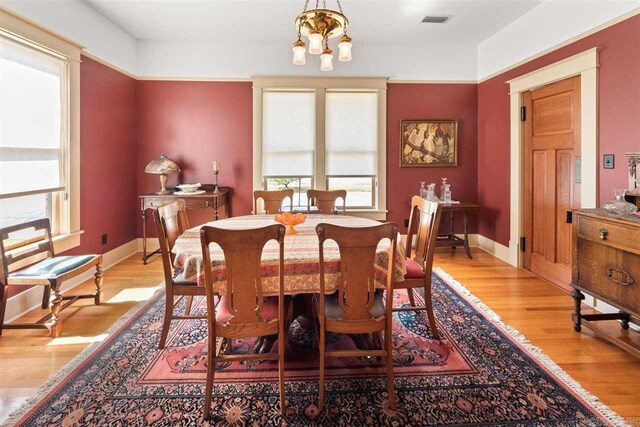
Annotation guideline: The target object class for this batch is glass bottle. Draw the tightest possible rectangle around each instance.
[443,183,452,203]
[601,188,638,215]
[426,183,438,201]
[440,178,447,200]
[419,181,426,198]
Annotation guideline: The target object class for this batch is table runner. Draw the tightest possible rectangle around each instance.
[172,214,406,296]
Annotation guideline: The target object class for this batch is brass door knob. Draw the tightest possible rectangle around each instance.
[599,228,608,240]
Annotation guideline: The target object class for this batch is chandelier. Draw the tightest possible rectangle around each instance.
[292,0,352,71]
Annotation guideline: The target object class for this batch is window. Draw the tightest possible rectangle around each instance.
[325,91,377,208]
[0,19,80,251]
[254,78,387,217]
[262,91,315,209]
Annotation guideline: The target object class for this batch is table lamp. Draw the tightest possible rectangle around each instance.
[145,154,180,194]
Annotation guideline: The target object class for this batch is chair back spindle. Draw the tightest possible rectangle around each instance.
[406,196,441,272]
[307,190,347,215]
[0,219,54,281]
[200,224,285,326]
[253,190,294,214]
[317,222,397,322]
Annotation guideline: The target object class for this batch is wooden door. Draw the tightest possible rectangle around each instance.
[523,76,581,292]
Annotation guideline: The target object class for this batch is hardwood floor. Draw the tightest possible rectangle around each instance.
[0,248,639,423]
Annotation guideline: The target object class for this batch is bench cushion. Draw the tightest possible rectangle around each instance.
[9,255,98,280]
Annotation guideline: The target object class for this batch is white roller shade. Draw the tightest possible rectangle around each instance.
[325,91,378,176]
[0,35,65,198]
[262,91,315,177]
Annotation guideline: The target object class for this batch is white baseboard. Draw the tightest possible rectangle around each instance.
[4,239,139,324]
[475,234,514,265]
[137,237,159,253]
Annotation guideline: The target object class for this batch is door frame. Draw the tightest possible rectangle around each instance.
[506,47,600,268]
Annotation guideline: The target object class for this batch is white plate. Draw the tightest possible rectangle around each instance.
[173,190,206,195]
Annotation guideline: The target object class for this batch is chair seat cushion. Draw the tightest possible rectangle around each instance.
[172,268,197,286]
[319,291,385,319]
[9,255,98,280]
[405,258,426,279]
[215,296,286,324]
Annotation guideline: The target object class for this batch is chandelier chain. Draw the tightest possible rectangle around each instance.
[336,0,347,33]
[302,0,310,12]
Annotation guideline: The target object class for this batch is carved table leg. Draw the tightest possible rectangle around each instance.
[450,210,456,250]
[49,287,63,338]
[142,208,148,264]
[571,289,584,332]
[94,263,104,305]
[620,311,631,330]
[463,210,472,259]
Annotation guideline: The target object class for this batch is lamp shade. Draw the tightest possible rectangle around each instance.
[145,154,180,175]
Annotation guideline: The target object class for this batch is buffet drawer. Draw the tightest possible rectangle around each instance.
[577,239,640,316]
[579,216,640,255]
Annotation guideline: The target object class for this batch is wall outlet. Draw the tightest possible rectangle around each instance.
[603,154,615,169]
[101,234,108,245]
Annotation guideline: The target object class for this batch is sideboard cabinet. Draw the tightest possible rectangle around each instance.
[571,209,640,357]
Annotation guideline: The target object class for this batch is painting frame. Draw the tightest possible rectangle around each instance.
[399,119,458,168]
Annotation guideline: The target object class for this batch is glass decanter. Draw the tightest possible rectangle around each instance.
[601,189,638,216]
[426,183,438,201]
[419,181,427,198]
[440,178,448,200]
[442,183,452,203]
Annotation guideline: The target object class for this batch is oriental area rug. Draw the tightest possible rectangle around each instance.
[3,269,626,426]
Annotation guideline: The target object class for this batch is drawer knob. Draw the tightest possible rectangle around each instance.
[206,201,210,207]
[599,228,608,240]
[606,268,634,287]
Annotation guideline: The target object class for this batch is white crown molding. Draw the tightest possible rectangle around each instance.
[82,51,138,80]
[478,8,639,83]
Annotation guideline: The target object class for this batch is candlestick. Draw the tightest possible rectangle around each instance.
[212,160,220,173]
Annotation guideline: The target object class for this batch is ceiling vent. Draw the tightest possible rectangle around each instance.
[421,15,453,24]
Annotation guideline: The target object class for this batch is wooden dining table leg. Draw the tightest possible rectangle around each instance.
[463,210,472,259]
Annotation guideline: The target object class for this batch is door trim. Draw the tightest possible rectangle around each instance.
[505,47,599,267]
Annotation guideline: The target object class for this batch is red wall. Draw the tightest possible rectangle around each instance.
[477,15,640,246]
[136,81,253,236]
[387,83,479,232]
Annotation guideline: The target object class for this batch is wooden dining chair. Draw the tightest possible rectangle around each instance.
[253,189,294,214]
[393,196,442,339]
[314,222,398,412]
[0,219,103,337]
[307,189,347,215]
[200,223,291,419]
[153,200,206,349]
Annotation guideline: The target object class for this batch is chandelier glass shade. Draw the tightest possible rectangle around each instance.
[292,0,352,71]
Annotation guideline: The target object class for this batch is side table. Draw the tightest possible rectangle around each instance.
[139,187,230,264]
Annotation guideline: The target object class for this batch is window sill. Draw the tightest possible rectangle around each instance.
[345,209,388,221]
[53,231,83,253]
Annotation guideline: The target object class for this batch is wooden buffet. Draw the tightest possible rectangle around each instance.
[571,209,640,357]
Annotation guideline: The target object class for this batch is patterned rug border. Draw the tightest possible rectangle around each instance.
[432,267,628,427]
[2,270,629,427]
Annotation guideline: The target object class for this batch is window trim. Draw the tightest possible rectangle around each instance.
[252,77,387,220]
[1,8,83,251]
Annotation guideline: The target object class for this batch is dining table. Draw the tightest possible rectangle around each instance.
[172,214,407,295]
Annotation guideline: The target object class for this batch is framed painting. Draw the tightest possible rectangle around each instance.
[400,120,458,167]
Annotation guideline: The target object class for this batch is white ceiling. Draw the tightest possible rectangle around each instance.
[84,0,544,46]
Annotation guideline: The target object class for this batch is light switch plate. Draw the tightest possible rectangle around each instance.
[603,154,615,169]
